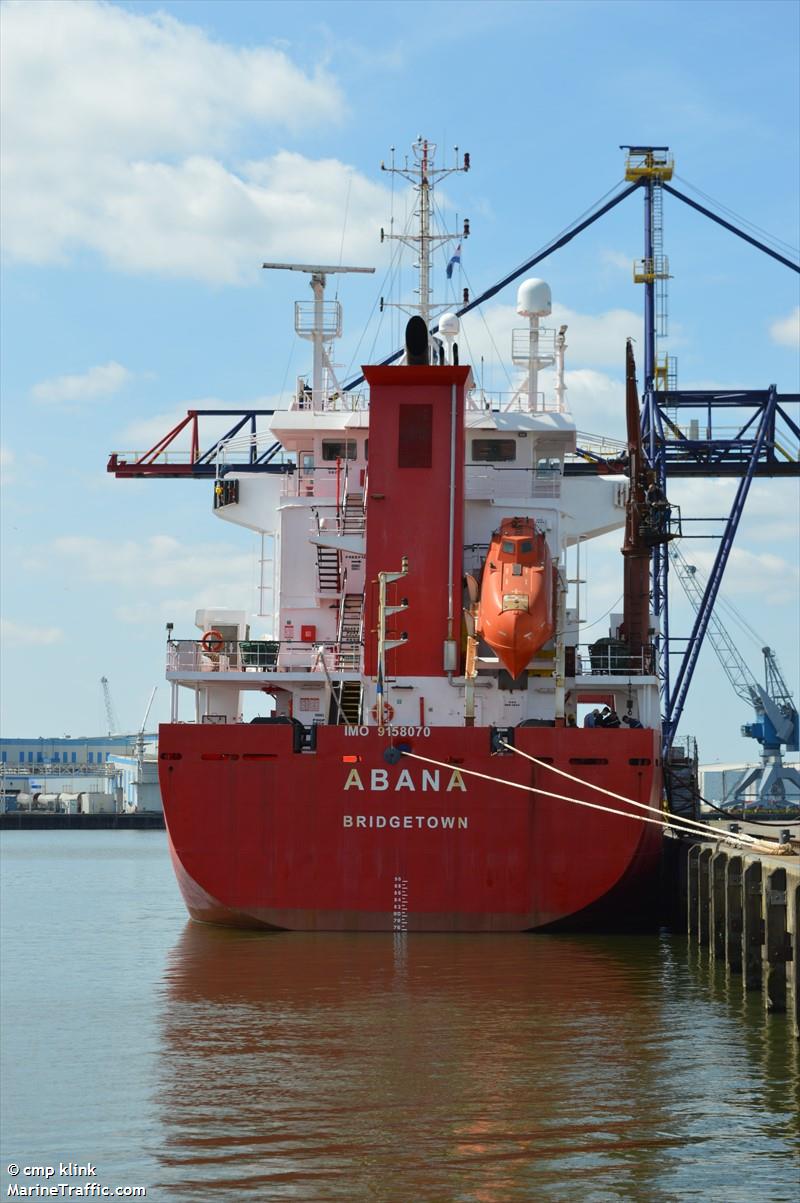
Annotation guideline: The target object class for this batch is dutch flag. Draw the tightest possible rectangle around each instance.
[446,243,462,280]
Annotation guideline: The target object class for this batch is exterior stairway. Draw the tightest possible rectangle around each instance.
[342,490,365,534]
[332,680,363,725]
[337,593,363,669]
[316,544,340,594]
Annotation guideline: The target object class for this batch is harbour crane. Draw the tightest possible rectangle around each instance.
[669,543,799,808]
[100,676,120,737]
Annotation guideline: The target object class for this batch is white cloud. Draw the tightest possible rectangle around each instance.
[670,478,800,543]
[1,1,389,283]
[2,1,342,153]
[51,533,249,588]
[1,618,64,646]
[562,370,625,433]
[32,361,132,403]
[45,535,257,624]
[600,249,632,272]
[769,306,800,349]
[679,546,798,607]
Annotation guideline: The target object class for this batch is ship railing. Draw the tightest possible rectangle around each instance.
[283,463,367,500]
[167,639,362,675]
[113,449,196,465]
[465,464,562,499]
[572,642,656,677]
[465,388,566,415]
[573,431,628,460]
[311,512,366,537]
[290,381,370,413]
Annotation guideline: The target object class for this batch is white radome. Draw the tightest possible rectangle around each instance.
[439,312,460,335]
[517,278,552,318]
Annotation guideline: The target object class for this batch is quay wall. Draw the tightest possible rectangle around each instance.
[675,839,799,1037]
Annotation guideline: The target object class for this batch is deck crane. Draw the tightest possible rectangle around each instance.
[669,543,799,808]
[100,676,120,737]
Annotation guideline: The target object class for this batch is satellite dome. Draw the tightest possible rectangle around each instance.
[439,312,460,336]
[517,279,552,318]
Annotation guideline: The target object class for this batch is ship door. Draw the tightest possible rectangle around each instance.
[299,451,315,497]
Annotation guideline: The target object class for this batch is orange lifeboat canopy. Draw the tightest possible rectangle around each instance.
[477,517,555,678]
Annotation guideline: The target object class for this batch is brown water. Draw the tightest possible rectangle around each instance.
[2,832,798,1201]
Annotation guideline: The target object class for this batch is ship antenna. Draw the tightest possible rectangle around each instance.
[261,262,375,408]
[380,138,470,331]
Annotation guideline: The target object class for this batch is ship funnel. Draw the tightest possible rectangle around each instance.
[405,315,429,365]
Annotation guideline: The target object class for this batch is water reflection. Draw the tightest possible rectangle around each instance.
[154,926,799,1202]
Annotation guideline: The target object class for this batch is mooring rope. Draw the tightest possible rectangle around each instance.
[399,749,776,852]
[498,741,771,849]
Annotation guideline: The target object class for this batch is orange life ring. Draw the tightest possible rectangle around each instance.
[371,701,395,724]
[202,629,224,654]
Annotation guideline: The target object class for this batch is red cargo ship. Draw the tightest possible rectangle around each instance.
[156,140,668,931]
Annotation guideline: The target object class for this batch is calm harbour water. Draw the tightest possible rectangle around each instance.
[1,832,798,1202]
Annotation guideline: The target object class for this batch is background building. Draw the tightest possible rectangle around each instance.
[0,734,158,812]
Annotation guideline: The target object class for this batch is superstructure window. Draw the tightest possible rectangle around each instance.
[472,439,516,463]
[322,440,357,462]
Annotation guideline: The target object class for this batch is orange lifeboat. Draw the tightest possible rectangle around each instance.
[476,517,555,678]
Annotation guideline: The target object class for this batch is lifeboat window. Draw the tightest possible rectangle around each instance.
[501,540,515,554]
[520,539,533,553]
[398,404,433,468]
[512,564,522,577]
[322,440,357,462]
[472,439,516,462]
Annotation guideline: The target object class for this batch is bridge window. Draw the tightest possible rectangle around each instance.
[472,439,516,462]
[322,440,357,462]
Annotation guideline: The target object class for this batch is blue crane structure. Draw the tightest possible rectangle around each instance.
[108,147,799,765]
[669,543,799,808]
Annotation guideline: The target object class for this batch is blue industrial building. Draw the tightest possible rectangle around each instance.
[0,734,156,768]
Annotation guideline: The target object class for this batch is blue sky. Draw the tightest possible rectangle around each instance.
[1,0,798,765]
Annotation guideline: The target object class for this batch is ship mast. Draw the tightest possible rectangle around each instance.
[262,262,375,407]
[380,138,470,328]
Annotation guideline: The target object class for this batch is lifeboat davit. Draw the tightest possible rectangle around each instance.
[477,517,555,678]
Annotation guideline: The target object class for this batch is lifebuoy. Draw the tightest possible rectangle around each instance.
[202,629,224,654]
[371,701,395,723]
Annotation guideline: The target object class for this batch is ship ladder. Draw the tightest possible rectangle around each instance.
[336,593,364,670]
[316,544,341,593]
[342,490,365,534]
[331,680,363,725]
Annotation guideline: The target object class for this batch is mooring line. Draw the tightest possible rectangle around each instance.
[499,741,767,848]
[399,750,769,850]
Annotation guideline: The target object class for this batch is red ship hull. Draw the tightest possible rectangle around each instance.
[159,722,663,932]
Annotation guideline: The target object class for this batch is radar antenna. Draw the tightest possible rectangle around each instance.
[262,263,375,409]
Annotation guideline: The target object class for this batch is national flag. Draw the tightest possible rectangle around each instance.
[446,243,462,280]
